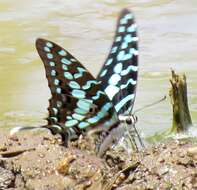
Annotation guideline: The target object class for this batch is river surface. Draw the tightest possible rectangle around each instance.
[0,0,197,137]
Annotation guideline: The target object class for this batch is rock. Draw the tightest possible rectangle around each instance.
[187,147,197,160]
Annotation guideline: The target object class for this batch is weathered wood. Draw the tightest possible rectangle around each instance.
[169,70,192,133]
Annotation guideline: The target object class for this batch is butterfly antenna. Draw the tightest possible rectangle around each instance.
[134,95,166,114]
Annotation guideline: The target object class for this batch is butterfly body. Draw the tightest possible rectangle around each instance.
[35,9,143,154]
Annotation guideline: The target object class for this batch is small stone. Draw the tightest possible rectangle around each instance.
[9,135,19,141]
[57,154,76,175]
[187,147,197,158]
[39,153,45,158]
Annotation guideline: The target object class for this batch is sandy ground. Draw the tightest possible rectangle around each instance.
[0,129,197,190]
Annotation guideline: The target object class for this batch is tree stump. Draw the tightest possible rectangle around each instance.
[169,70,192,133]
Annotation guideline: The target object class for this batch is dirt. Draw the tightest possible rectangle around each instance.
[1,129,197,190]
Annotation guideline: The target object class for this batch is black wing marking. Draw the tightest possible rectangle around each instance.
[97,9,138,115]
[36,38,117,134]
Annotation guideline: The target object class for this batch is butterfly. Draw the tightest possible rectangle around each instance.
[35,9,142,154]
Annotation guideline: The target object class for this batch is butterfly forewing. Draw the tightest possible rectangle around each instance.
[36,38,116,131]
[97,9,138,115]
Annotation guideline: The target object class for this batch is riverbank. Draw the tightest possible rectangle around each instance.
[0,129,197,190]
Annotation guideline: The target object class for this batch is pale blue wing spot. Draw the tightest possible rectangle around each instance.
[58,50,67,56]
[111,46,118,54]
[74,73,83,79]
[117,51,125,61]
[123,53,132,61]
[51,70,56,76]
[46,42,53,48]
[121,65,138,76]
[114,63,123,74]
[120,13,133,25]
[74,73,82,79]
[49,61,55,67]
[120,78,137,89]
[100,69,107,77]
[115,94,134,113]
[109,74,121,85]
[73,67,86,79]
[69,81,80,89]
[104,85,119,101]
[66,116,72,120]
[77,99,92,111]
[65,119,78,128]
[125,13,133,20]
[130,48,138,56]
[92,91,105,100]
[52,108,58,115]
[44,46,50,52]
[47,53,53,59]
[75,108,88,115]
[61,58,71,65]
[118,26,125,33]
[72,113,85,121]
[97,111,105,118]
[64,72,73,80]
[101,102,112,113]
[87,116,99,124]
[120,17,127,25]
[105,58,113,66]
[72,89,86,99]
[132,37,139,42]
[115,36,122,42]
[56,87,61,94]
[62,64,68,71]
[54,79,59,86]
[82,80,99,90]
[127,24,137,33]
[78,122,89,129]
[121,42,128,49]
[71,58,77,62]
[124,34,133,43]
[56,101,62,108]
[77,67,86,73]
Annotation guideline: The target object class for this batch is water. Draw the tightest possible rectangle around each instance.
[0,0,196,137]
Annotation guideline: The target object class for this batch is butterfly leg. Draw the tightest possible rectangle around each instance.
[124,123,139,151]
[132,124,145,148]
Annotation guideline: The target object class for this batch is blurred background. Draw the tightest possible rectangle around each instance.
[0,0,196,137]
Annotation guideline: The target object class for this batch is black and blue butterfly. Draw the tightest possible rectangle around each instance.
[11,9,143,155]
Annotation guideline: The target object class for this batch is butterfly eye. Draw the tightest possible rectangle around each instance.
[126,118,132,125]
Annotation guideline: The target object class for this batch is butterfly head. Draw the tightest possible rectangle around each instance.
[118,114,138,125]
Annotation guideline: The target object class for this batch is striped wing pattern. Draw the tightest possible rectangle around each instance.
[36,39,117,135]
[97,9,138,115]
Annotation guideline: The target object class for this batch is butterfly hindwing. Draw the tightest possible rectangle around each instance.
[36,39,116,132]
[97,9,138,115]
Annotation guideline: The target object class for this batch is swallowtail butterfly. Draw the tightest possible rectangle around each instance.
[12,9,143,155]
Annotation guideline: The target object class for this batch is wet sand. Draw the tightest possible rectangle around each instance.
[0,129,197,190]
